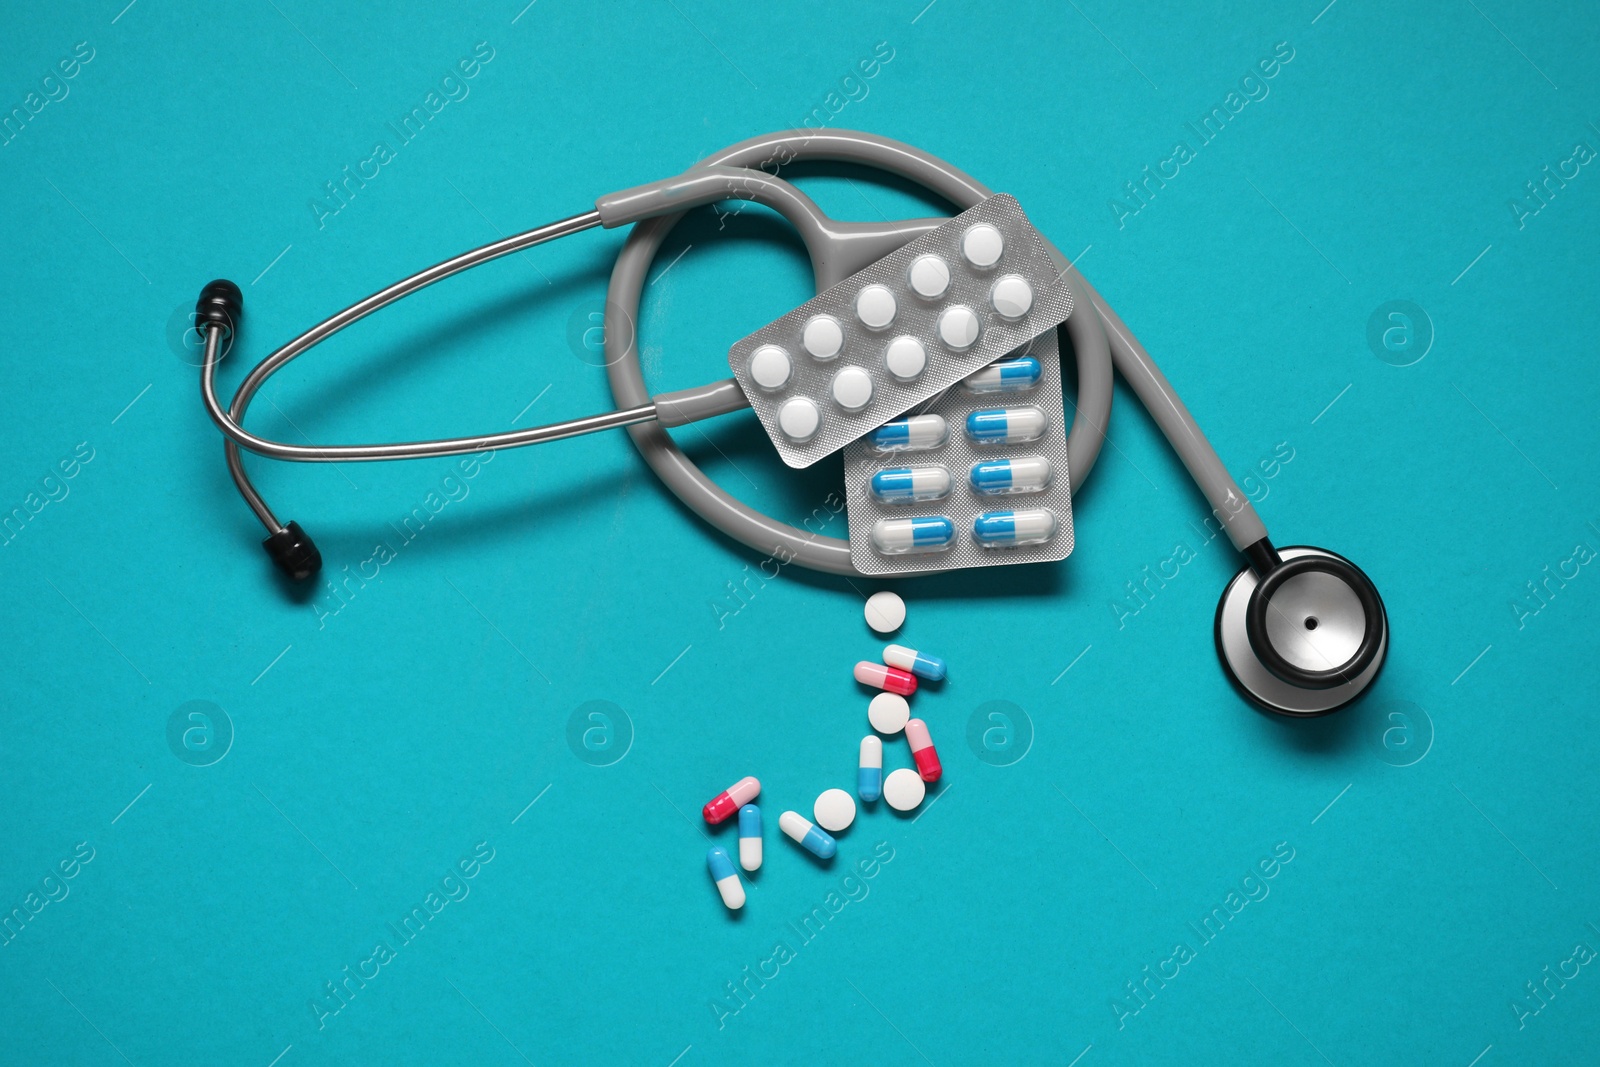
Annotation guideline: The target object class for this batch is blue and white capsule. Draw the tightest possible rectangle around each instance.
[859,736,883,802]
[883,643,947,682]
[869,465,952,504]
[973,508,1057,548]
[970,455,1052,495]
[966,406,1048,444]
[779,810,837,859]
[964,356,1042,394]
[707,846,746,910]
[870,414,949,452]
[871,515,956,555]
[737,804,762,872]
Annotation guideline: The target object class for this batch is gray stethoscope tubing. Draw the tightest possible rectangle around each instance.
[199,130,1263,564]
[196,128,1386,716]
[599,130,1264,575]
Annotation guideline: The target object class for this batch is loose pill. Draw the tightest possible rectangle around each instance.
[962,223,1005,268]
[871,413,949,452]
[908,254,951,299]
[868,692,911,734]
[703,775,760,825]
[970,455,1052,495]
[883,336,928,382]
[814,788,857,832]
[738,804,763,872]
[990,274,1035,320]
[777,396,821,442]
[855,284,897,330]
[748,344,792,391]
[855,661,918,696]
[802,314,845,360]
[864,591,906,633]
[966,406,1047,444]
[869,465,951,504]
[936,305,982,351]
[884,643,947,682]
[882,767,926,812]
[870,516,955,556]
[779,810,837,859]
[708,846,746,910]
[859,736,883,802]
[974,508,1057,547]
[964,355,1042,394]
[905,718,943,783]
[831,366,874,412]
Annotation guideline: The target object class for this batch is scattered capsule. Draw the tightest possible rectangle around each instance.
[883,643,947,682]
[966,406,1047,444]
[869,465,952,504]
[707,846,746,910]
[871,515,955,555]
[779,810,837,859]
[870,414,949,452]
[738,804,763,872]
[702,775,760,825]
[970,455,1052,495]
[964,356,1042,394]
[973,508,1057,548]
[859,736,883,802]
[905,718,943,783]
[855,661,918,696]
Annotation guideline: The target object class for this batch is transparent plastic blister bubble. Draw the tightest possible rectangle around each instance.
[727,194,1074,469]
[842,328,1075,576]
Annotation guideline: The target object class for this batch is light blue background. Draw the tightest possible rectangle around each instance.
[2,1,1597,1064]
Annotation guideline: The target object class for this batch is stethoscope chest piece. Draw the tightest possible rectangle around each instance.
[1215,545,1389,717]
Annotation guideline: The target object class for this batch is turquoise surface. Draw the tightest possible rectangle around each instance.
[2,2,1597,1064]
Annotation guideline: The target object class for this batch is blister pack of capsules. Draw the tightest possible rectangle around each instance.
[727,194,1074,469]
[841,328,1075,576]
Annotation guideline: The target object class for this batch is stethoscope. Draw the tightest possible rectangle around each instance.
[195,129,1388,718]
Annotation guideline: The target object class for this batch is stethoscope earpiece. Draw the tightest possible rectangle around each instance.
[1215,543,1388,717]
[196,279,242,342]
[197,279,324,581]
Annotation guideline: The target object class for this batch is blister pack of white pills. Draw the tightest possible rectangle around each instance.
[727,194,1074,469]
[841,328,1075,576]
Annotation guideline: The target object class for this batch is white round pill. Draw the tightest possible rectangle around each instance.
[864,590,905,633]
[831,366,873,412]
[883,336,928,382]
[855,284,897,330]
[962,223,1005,268]
[868,692,911,735]
[937,305,982,351]
[747,344,792,391]
[990,274,1034,321]
[907,254,951,300]
[802,314,844,360]
[777,396,821,443]
[883,768,926,812]
[814,788,857,832]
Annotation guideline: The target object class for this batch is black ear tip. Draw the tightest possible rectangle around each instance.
[196,279,244,335]
[263,521,321,581]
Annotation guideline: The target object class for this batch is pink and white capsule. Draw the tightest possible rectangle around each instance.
[854,661,917,696]
[703,776,760,825]
[905,718,943,782]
